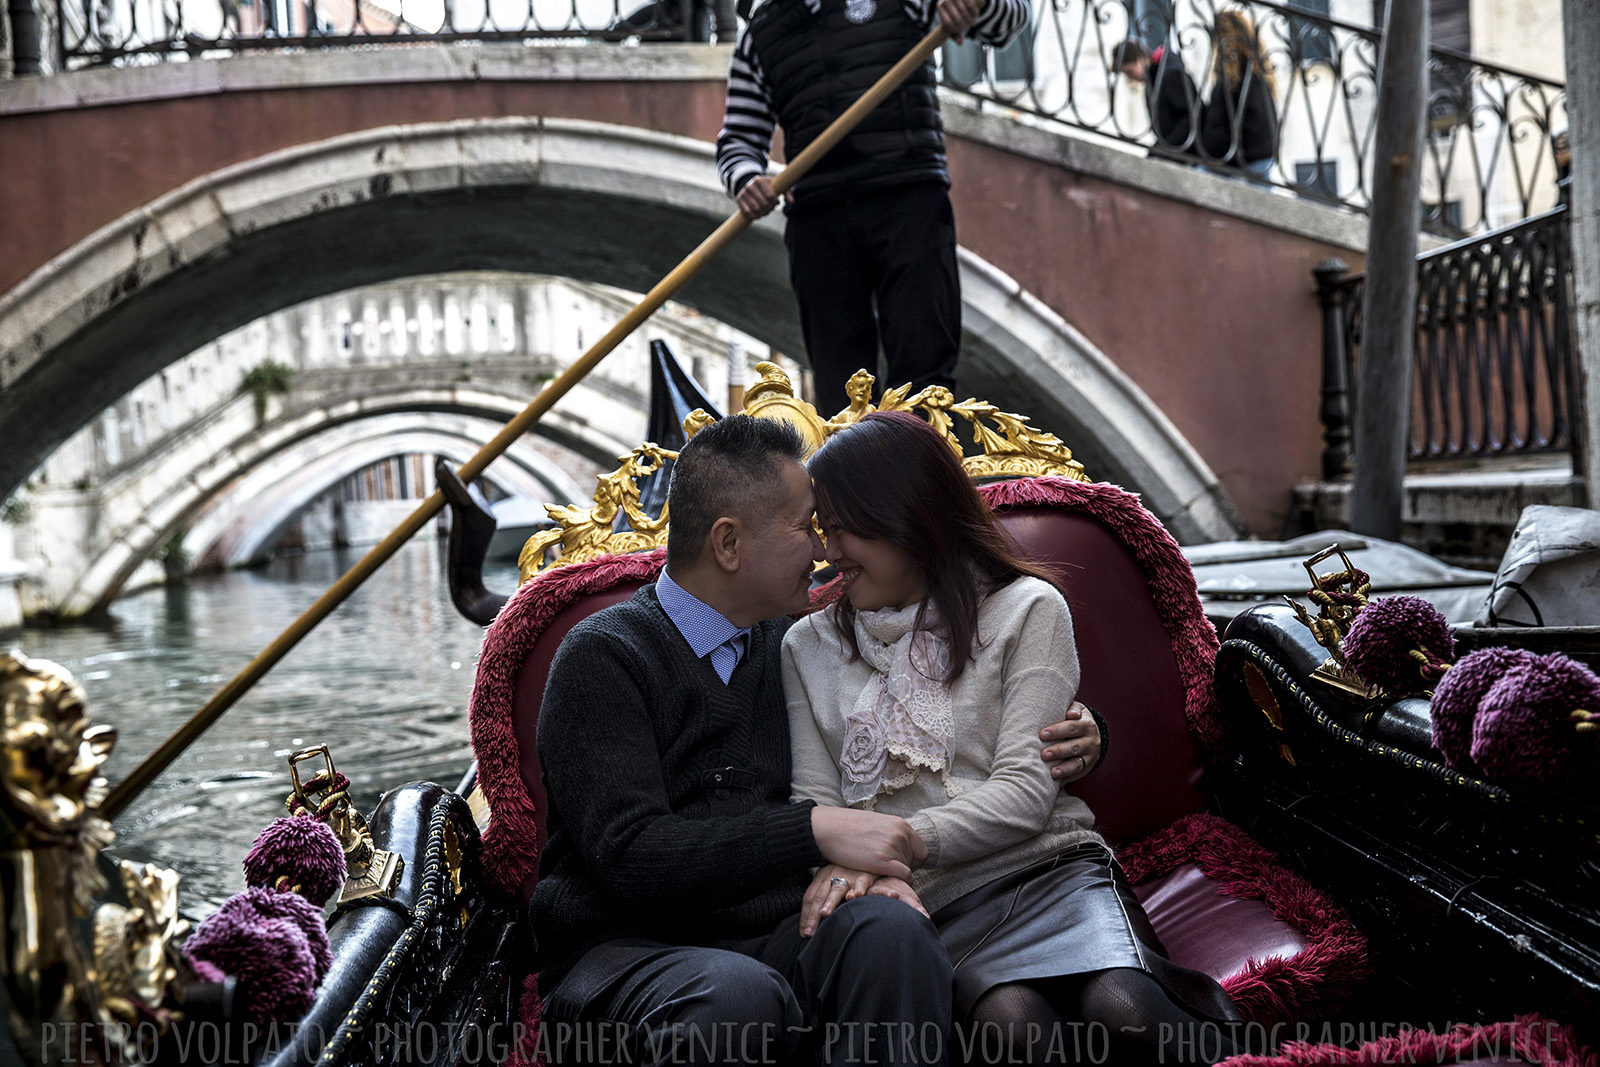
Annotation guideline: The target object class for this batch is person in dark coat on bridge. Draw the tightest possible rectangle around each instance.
[1199,9,1279,177]
[715,0,1030,416]
[1115,39,1200,157]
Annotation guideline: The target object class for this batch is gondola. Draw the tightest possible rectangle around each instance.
[9,356,1599,1067]
[8,18,1599,1062]
[1213,574,1600,1042]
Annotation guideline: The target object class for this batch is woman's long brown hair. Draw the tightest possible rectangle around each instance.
[808,411,1062,683]
[1215,9,1277,97]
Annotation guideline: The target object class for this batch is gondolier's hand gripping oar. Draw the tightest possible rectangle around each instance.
[103,24,952,821]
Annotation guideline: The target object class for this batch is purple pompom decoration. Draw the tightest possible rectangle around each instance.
[243,815,347,907]
[1470,652,1600,789]
[230,884,333,982]
[1342,595,1455,695]
[1431,646,1537,771]
[185,953,227,985]
[185,890,319,1026]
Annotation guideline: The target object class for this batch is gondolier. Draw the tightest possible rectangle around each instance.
[716,0,1030,414]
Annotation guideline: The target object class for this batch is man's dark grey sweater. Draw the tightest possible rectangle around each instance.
[530,586,826,983]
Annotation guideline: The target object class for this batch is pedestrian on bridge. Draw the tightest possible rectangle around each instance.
[1114,39,1201,159]
[716,0,1030,416]
[1199,9,1279,177]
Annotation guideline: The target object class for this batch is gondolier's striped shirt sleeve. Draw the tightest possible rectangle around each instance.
[714,0,1032,199]
[716,31,776,198]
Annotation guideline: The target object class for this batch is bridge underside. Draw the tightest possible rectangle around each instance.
[38,401,589,615]
[189,418,578,570]
[0,119,1243,555]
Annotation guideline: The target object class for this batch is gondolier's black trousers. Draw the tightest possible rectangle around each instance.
[784,181,961,417]
[540,895,952,1066]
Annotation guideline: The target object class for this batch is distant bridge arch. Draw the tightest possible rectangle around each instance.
[58,398,586,616]
[0,116,1241,541]
[187,419,578,569]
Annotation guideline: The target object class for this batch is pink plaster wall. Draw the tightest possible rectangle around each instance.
[946,139,1361,533]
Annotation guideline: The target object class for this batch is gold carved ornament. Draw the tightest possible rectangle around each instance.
[287,746,402,902]
[1284,545,1384,701]
[1,650,194,1064]
[517,443,677,585]
[91,863,187,1033]
[518,364,1088,581]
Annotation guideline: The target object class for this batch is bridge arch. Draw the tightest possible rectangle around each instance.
[187,419,580,569]
[62,399,588,616]
[0,117,1240,541]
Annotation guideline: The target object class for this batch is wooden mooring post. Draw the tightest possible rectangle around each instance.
[1564,0,1600,506]
[1313,259,1353,481]
[1350,2,1427,539]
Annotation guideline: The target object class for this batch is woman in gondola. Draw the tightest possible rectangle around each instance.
[781,411,1241,1066]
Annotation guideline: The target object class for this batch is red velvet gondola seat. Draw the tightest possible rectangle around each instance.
[468,476,1368,1027]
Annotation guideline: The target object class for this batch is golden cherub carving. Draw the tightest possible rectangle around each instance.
[1,651,116,840]
[1,651,122,1062]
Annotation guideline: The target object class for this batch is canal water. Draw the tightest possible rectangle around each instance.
[9,541,519,916]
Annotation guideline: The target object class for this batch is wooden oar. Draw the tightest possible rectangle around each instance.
[103,24,953,820]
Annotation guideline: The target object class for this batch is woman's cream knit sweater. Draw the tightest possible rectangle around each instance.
[783,576,1104,914]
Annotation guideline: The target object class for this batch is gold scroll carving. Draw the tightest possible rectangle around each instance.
[518,365,1088,582]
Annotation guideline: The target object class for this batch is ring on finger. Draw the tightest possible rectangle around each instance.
[829,876,851,889]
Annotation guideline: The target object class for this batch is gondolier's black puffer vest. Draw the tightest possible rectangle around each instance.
[750,0,947,207]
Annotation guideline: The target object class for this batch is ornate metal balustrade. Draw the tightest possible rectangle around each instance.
[944,0,1566,235]
[48,0,732,64]
[15,0,1564,236]
[1314,205,1579,471]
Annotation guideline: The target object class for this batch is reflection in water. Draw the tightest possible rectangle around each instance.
[12,541,519,916]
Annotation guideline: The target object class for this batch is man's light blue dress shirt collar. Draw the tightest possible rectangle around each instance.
[656,569,750,684]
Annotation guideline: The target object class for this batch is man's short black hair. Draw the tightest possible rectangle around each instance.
[666,414,808,570]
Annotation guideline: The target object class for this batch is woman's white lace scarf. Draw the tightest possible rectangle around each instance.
[839,603,960,805]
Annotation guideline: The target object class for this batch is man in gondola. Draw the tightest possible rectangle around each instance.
[716,0,1030,416]
[530,415,1102,1066]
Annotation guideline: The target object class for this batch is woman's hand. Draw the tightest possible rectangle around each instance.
[1040,701,1101,783]
[811,805,928,878]
[801,865,875,937]
[866,876,930,919]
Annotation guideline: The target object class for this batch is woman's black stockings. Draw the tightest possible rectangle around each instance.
[962,969,1240,1067]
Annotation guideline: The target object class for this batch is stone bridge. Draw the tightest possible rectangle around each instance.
[0,42,1375,593]
[14,273,764,614]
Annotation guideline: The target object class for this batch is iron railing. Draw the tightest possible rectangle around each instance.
[49,0,732,65]
[16,0,1566,235]
[943,0,1567,235]
[1315,204,1579,470]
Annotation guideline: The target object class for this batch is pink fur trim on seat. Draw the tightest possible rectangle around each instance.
[1219,1013,1598,1066]
[470,548,668,898]
[507,972,544,1067]
[977,477,1226,748]
[1118,813,1370,1026]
